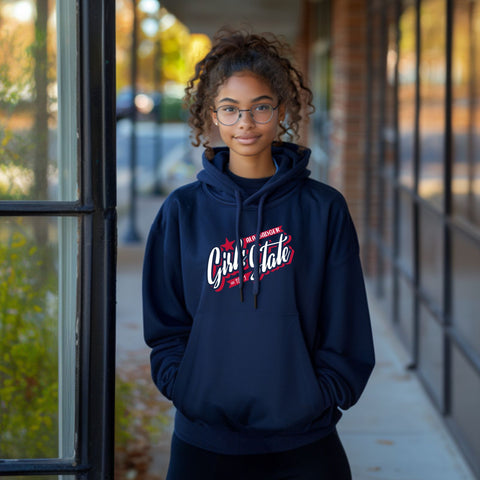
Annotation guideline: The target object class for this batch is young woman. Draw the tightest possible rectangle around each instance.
[143,30,375,480]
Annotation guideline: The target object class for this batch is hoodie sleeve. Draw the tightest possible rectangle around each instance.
[142,197,192,400]
[314,194,375,412]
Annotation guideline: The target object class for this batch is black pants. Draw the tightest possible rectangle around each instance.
[166,430,352,480]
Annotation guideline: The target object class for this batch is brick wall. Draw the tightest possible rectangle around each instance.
[329,0,368,246]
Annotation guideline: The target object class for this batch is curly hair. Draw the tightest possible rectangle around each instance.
[184,29,314,158]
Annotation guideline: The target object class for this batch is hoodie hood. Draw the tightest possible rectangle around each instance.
[197,142,311,205]
[196,142,311,307]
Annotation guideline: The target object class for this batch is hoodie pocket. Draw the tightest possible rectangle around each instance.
[171,311,323,433]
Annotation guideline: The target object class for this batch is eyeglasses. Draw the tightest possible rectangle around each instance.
[213,103,280,126]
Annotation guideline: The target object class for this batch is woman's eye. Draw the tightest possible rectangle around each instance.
[255,104,270,112]
[221,106,237,113]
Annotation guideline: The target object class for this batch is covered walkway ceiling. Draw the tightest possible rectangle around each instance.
[161,0,302,43]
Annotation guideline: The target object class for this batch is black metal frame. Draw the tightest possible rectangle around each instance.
[365,0,480,477]
[0,0,117,478]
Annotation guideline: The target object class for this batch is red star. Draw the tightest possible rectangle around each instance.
[221,237,235,251]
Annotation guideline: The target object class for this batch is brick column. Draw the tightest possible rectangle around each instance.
[330,0,368,245]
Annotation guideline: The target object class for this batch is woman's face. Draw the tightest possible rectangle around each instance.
[211,72,284,176]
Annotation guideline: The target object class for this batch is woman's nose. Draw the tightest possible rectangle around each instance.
[238,110,255,127]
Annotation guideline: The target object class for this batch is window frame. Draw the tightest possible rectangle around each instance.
[0,0,117,478]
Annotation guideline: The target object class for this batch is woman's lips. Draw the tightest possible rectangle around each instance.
[234,135,260,145]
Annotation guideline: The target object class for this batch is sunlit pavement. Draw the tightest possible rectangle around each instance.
[115,133,476,480]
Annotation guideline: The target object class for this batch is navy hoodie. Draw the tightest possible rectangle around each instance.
[143,142,375,455]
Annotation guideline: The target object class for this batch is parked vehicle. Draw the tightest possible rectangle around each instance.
[116,87,161,121]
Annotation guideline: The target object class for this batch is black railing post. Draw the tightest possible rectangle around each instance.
[152,36,164,195]
[123,0,141,242]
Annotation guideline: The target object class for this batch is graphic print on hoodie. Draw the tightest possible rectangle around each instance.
[143,142,375,455]
[206,224,294,293]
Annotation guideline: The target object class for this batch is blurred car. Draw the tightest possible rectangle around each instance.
[116,87,161,121]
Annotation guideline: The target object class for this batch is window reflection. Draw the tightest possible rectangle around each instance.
[418,304,444,404]
[398,3,416,188]
[384,5,398,180]
[0,217,59,458]
[398,190,414,274]
[309,0,332,182]
[419,206,444,305]
[451,347,480,462]
[0,0,77,201]
[452,0,480,229]
[0,216,77,460]
[452,230,480,350]
[397,275,415,353]
[418,0,446,208]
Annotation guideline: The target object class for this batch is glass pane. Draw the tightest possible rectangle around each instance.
[418,0,445,208]
[0,0,77,201]
[397,274,414,354]
[0,216,77,459]
[452,0,480,230]
[58,216,77,459]
[419,206,444,306]
[418,304,444,404]
[368,8,383,242]
[451,346,480,463]
[381,178,394,246]
[377,256,394,315]
[398,190,414,274]
[452,229,480,353]
[384,3,398,179]
[309,45,331,182]
[309,0,332,183]
[398,2,416,188]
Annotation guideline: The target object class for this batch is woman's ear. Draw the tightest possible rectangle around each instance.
[211,109,219,126]
[278,104,286,123]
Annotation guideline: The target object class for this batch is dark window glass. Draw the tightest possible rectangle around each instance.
[397,274,415,353]
[451,230,480,353]
[418,304,444,405]
[419,206,444,306]
[451,347,480,462]
[376,255,394,315]
[398,190,414,274]
[381,179,394,246]
[452,0,480,230]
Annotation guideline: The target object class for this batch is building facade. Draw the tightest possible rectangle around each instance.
[304,0,480,476]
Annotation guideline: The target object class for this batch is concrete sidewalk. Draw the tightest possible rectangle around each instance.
[338,297,475,480]
[116,174,475,480]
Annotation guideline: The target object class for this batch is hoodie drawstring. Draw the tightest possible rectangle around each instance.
[234,190,244,303]
[253,195,266,309]
[235,189,268,308]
